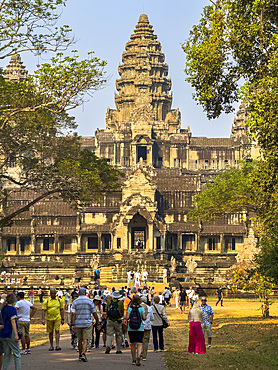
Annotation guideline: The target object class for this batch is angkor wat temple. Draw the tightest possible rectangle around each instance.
[1,15,259,285]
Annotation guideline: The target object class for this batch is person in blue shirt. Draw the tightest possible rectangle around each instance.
[126,294,146,366]
[200,297,214,349]
[0,293,21,369]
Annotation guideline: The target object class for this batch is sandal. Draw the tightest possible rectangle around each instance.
[49,346,54,351]
[55,346,61,351]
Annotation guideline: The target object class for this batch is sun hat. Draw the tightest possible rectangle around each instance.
[93,295,102,301]
[112,291,122,299]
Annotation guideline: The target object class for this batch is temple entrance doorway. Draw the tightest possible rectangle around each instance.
[137,146,147,162]
[129,213,147,250]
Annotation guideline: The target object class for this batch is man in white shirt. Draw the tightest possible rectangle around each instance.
[15,291,37,355]
[187,287,195,309]
[57,288,63,299]
[142,270,148,285]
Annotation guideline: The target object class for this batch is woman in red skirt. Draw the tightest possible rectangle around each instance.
[188,302,206,354]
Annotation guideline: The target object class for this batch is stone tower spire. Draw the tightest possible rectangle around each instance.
[231,102,249,137]
[3,54,28,82]
[109,14,172,125]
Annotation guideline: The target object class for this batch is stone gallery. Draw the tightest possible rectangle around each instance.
[1,15,259,284]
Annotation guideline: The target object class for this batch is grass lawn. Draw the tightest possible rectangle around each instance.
[164,298,278,369]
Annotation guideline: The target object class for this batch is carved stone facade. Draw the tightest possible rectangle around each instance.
[1,15,260,284]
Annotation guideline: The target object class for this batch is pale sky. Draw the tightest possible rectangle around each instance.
[17,0,240,138]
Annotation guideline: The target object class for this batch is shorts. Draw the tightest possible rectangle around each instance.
[0,340,3,354]
[128,330,144,344]
[180,301,186,306]
[75,325,92,341]
[202,324,212,337]
[18,321,30,336]
[46,320,61,333]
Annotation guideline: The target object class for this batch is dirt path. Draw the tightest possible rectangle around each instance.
[9,333,165,370]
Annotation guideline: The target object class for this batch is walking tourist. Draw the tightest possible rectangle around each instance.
[90,296,103,349]
[141,295,154,361]
[64,289,70,310]
[216,286,224,306]
[151,296,169,352]
[71,287,100,362]
[15,292,37,355]
[100,311,107,347]
[105,291,124,354]
[173,288,180,309]
[135,271,141,289]
[68,292,78,349]
[130,270,135,286]
[163,287,171,306]
[142,269,148,285]
[200,297,214,349]
[0,293,21,370]
[163,268,167,284]
[187,287,195,308]
[126,294,146,366]
[37,287,44,304]
[123,286,137,347]
[94,268,101,285]
[56,288,63,299]
[188,302,206,354]
[42,288,64,351]
[28,287,34,305]
[127,270,132,287]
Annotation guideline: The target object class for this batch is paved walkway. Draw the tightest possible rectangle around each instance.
[9,334,165,370]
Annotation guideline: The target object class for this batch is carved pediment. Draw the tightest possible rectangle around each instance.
[132,134,154,144]
[131,104,156,123]
[122,164,156,203]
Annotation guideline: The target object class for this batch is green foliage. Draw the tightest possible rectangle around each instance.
[184,0,278,285]
[0,1,122,226]
[188,161,256,221]
[232,265,274,317]
[184,0,278,119]
[0,0,72,59]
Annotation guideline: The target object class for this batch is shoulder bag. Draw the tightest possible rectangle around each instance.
[153,304,169,329]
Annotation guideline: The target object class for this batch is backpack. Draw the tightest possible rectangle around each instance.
[107,300,120,320]
[129,306,142,330]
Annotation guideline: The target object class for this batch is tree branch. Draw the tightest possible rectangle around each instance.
[0,188,64,227]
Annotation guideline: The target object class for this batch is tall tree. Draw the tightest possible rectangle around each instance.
[0,1,122,226]
[184,0,278,279]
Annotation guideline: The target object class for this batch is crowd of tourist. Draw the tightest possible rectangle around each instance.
[0,270,223,368]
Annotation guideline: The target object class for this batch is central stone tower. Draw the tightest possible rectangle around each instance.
[103,14,181,167]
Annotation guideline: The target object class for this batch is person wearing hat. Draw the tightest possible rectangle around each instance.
[90,296,103,349]
[71,287,100,362]
[105,291,124,354]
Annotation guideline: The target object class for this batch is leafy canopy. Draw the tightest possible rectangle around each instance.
[0,0,122,226]
[184,0,278,284]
